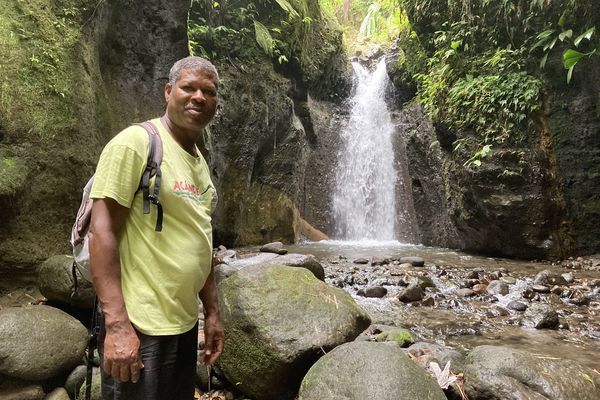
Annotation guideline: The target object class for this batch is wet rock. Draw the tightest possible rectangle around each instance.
[371,257,390,266]
[375,328,414,347]
[259,241,288,255]
[588,279,600,288]
[416,275,435,290]
[353,258,369,264]
[522,287,536,299]
[64,364,87,399]
[507,301,528,312]
[407,342,466,373]
[398,256,425,267]
[46,388,70,400]
[587,330,600,340]
[456,288,476,297]
[534,269,568,286]
[398,284,424,302]
[562,272,575,283]
[0,380,45,400]
[486,280,509,295]
[421,296,435,307]
[466,270,480,279]
[0,305,88,382]
[472,284,487,294]
[565,294,591,306]
[298,342,446,400]
[500,276,517,285]
[550,285,563,295]
[463,345,600,400]
[217,265,371,400]
[38,255,96,308]
[358,286,387,298]
[487,306,509,317]
[532,284,550,293]
[226,252,325,281]
[522,303,559,329]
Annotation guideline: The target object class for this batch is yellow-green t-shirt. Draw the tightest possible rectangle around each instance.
[90,118,215,335]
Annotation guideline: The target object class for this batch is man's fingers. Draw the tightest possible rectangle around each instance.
[130,360,143,383]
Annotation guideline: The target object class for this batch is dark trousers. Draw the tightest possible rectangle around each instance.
[97,309,198,400]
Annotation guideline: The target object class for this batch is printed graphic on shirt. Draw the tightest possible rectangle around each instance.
[173,181,212,204]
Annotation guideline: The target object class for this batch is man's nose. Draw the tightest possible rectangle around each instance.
[191,89,206,103]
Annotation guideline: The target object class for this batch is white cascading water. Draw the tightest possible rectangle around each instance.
[333,58,399,241]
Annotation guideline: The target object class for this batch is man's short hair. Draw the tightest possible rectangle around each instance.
[169,56,219,89]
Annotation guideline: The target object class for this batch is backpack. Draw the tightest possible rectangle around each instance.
[70,119,164,286]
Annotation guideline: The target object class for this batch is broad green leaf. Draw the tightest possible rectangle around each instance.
[536,29,555,40]
[539,52,549,69]
[566,65,574,84]
[543,37,558,51]
[563,49,585,69]
[574,27,595,47]
[558,29,572,41]
[254,20,274,57]
[451,40,461,50]
[558,13,566,27]
[274,0,299,18]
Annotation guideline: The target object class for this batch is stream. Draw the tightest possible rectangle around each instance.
[283,240,600,370]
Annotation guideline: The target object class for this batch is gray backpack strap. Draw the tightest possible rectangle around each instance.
[137,120,163,232]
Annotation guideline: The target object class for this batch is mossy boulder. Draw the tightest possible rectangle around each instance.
[0,305,88,380]
[463,345,600,400]
[298,341,446,400]
[216,264,371,400]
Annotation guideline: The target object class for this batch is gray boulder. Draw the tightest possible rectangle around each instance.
[259,241,288,254]
[45,387,70,400]
[463,345,600,400]
[522,303,559,329]
[0,305,88,380]
[225,252,325,280]
[0,380,44,400]
[38,255,95,308]
[298,341,446,400]
[534,269,568,286]
[217,264,371,400]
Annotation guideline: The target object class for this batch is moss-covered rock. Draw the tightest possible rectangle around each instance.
[298,341,446,400]
[217,264,371,400]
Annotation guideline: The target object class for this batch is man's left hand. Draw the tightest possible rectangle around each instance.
[202,312,224,365]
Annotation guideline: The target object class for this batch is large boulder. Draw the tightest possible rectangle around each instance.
[298,341,446,400]
[217,264,371,400]
[0,305,88,380]
[38,255,95,308]
[463,345,600,400]
[219,252,325,281]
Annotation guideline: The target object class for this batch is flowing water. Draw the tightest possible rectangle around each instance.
[332,59,404,241]
[285,241,600,370]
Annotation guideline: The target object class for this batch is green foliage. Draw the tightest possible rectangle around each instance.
[188,0,316,64]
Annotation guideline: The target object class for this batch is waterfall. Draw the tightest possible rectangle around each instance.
[332,58,407,241]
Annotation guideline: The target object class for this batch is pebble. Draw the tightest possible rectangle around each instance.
[507,301,528,312]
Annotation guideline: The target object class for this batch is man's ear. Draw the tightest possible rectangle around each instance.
[164,83,172,103]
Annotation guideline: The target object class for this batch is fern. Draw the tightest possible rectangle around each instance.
[254,20,274,57]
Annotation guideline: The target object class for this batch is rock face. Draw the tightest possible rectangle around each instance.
[0,0,190,279]
[463,345,600,400]
[0,305,88,380]
[216,264,371,400]
[298,341,446,400]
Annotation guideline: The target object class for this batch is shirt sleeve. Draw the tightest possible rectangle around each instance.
[90,126,149,208]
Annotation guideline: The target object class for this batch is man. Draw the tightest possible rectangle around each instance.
[88,56,224,399]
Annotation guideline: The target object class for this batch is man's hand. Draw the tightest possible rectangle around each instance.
[202,312,224,365]
[103,322,144,383]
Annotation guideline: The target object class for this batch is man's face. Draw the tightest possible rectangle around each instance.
[165,68,218,131]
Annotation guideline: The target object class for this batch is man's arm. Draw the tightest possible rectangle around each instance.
[88,197,143,383]
[199,263,224,365]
